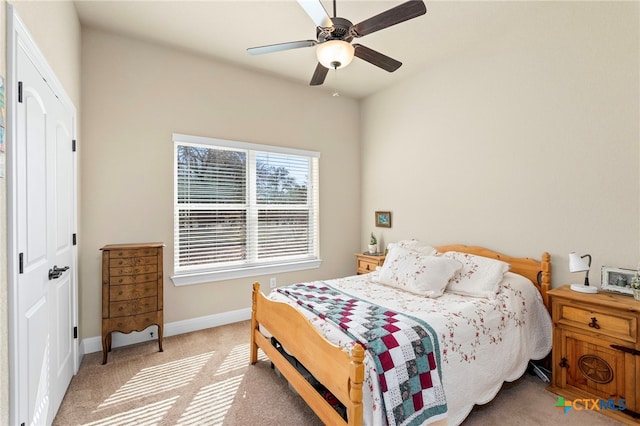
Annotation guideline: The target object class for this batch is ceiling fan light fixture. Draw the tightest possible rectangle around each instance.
[316,40,354,70]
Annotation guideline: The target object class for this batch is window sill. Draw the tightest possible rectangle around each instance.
[170,259,322,286]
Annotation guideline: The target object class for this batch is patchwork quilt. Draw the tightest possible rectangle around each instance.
[277,282,448,426]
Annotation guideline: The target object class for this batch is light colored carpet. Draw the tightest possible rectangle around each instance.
[53,320,624,425]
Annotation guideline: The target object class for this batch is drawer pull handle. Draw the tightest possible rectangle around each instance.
[366,264,370,270]
[588,317,600,329]
[559,357,569,369]
[610,344,640,356]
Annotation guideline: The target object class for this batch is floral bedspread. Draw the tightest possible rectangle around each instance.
[268,271,552,425]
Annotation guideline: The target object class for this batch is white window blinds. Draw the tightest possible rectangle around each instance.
[173,134,320,284]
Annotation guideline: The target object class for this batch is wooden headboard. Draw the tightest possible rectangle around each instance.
[435,244,551,311]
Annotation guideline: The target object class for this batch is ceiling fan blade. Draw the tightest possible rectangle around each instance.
[353,44,402,72]
[350,0,426,37]
[297,0,334,29]
[247,40,317,55]
[310,63,329,86]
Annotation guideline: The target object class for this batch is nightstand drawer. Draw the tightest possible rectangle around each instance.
[355,253,386,275]
[357,258,379,274]
[556,301,637,343]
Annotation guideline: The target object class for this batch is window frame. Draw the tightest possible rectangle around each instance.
[171,133,321,286]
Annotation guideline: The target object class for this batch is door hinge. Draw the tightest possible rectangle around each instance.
[72,139,76,152]
[19,253,23,274]
[610,344,640,356]
[73,233,77,246]
[73,326,78,339]
[18,81,23,103]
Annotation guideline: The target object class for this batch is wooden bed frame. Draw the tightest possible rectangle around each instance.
[250,244,551,425]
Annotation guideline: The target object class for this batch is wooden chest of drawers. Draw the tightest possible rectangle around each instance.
[355,253,386,275]
[548,285,640,423]
[101,242,164,364]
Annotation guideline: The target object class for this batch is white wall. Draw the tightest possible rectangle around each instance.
[9,0,81,104]
[80,28,361,340]
[360,1,640,287]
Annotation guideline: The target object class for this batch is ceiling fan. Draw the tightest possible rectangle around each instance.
[247,0,427,86]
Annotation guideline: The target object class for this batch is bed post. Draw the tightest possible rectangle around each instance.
[348,344,365,426]
[541,252,551,312]
[250,282,260,365]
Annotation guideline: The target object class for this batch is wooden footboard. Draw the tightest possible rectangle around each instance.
[250,282,364,425]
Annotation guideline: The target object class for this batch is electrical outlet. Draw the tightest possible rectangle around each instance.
[270,277,277,288]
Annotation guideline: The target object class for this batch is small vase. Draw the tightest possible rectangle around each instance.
[368,244,377,254]
[634,289,640,302]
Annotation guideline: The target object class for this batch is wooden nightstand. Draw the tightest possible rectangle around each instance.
[355,253,385,275]
[547,285,640,422]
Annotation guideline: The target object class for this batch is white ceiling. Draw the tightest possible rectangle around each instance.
[74,1,520,99]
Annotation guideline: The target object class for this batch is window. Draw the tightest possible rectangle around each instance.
[172,133,320,285]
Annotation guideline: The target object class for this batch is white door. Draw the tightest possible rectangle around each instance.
[15,34,76,426]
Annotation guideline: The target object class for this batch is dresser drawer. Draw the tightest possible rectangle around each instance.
[110,296,158,317]
[556,300,637,343]
[110,272,158,285]
[110,255,158,268]
[107,311,161,333]
[110,281,157,302]
[110,247,159,258]
[110,264,158,277]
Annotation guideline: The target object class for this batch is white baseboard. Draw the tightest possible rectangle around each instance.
[81,307,252,356]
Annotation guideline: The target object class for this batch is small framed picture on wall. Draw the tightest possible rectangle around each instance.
[375,211,391,228]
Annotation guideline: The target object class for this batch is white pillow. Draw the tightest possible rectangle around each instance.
[377,246,462,297]
[389,239,437,256]
[442,251,510,298]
